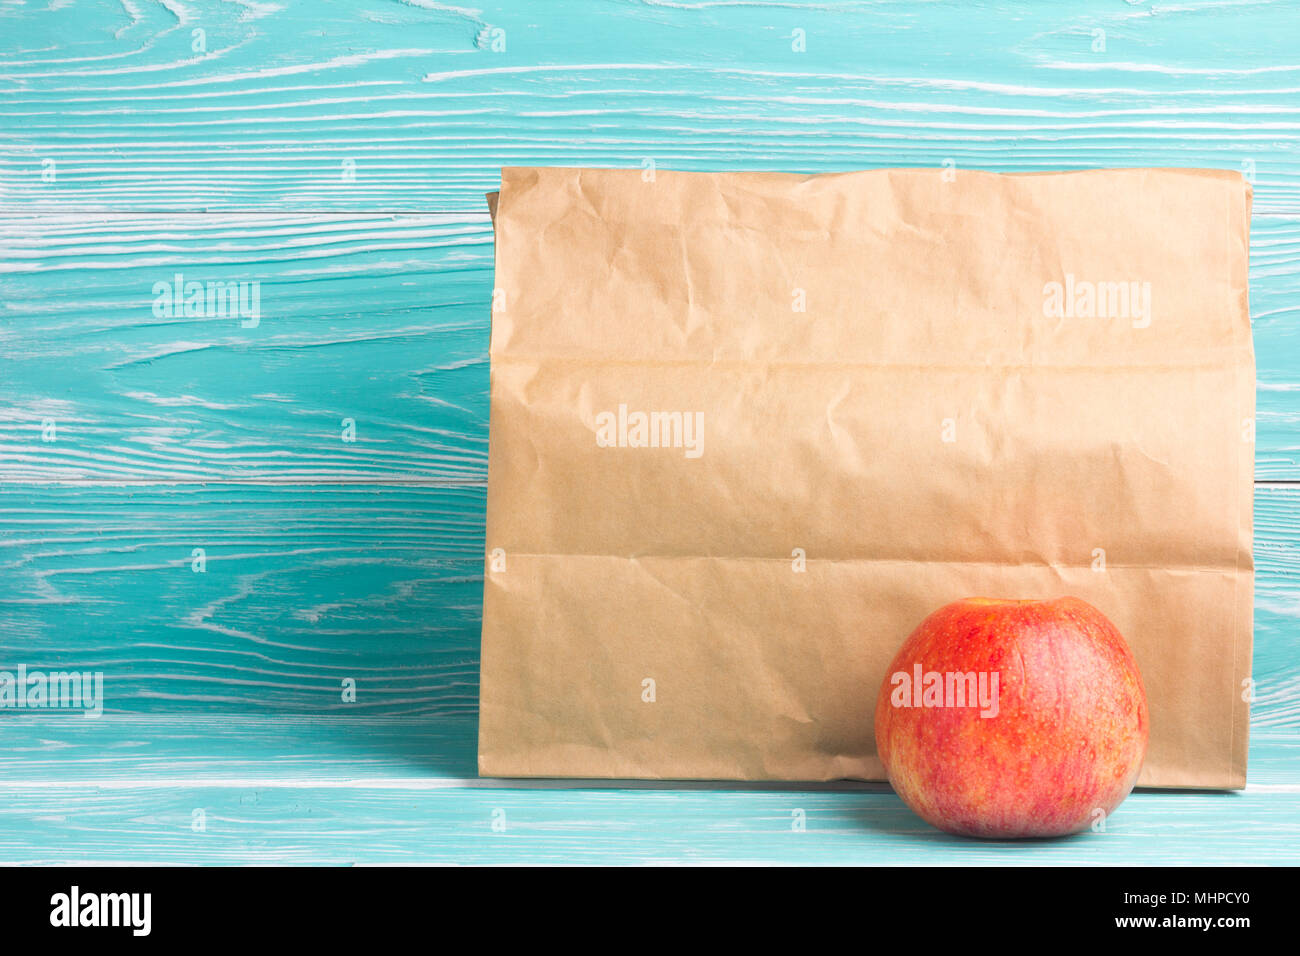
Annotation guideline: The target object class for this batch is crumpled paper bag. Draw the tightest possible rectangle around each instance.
[479,167,1254,788]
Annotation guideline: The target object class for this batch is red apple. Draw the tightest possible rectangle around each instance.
[874,597,1148,839]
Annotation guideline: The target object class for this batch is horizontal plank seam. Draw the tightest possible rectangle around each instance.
[0,478,489,488]
[0,777,883,792]
[0,208,498,217]
[0,479,1294,488]
[0,777,1293,793]
[1,205,1299,217]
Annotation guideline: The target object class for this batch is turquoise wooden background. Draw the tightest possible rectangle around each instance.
[1,0,1298,864]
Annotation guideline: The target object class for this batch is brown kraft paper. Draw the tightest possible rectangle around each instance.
[478,166,1254,789]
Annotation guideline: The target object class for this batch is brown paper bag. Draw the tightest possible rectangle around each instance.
[479,167,1253,789]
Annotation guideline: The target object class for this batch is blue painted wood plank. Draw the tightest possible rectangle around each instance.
[1,777,1297,865]
[0,214,492,482]
[2,1,1298,213]
[4,213,1299,478]
[1,716,1294,863]
[5,714,1300,789]
[2,483,1297,727]
[1255,214,1300,476]
[1,0,1297,864]
[0,484,485,715]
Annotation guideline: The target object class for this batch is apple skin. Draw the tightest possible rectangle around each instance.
[874,597,1148,839]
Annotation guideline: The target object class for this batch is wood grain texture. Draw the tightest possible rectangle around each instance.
[0,214,492,482]
[0,484,484,715]
[2,767,1298,865]
[4,785,1299,865]
[4,212,1299,478]
[2,0,1299,865]
[3,0,1299,213]
[0,716,1295,863]
[5,715,1300,789]
[1,483,1297,728]
[1252,486,1300,731]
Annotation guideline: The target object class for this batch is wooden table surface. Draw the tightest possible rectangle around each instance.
[1,0,1298,865]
